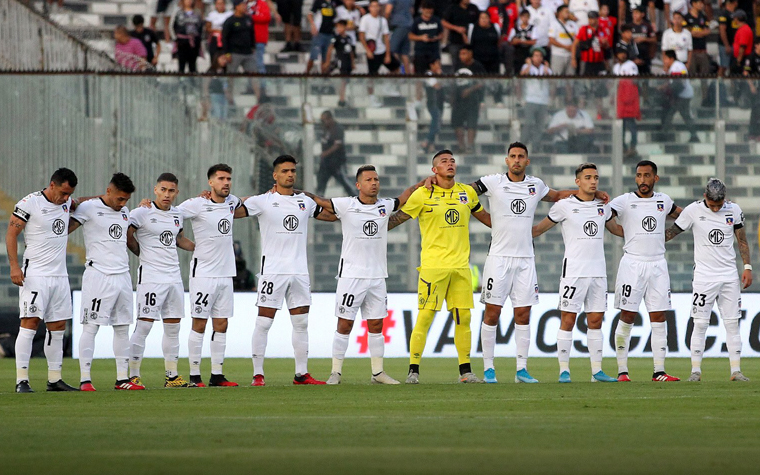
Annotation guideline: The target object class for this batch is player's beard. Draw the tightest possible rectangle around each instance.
[637,183,651,195]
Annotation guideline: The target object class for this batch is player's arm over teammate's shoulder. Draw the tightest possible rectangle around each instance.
[465,184,490,227]
[666,201,692,242]
[388,210,412,230]
[533,199,563,238]
[68,199,91,234]
[390,186,426,230]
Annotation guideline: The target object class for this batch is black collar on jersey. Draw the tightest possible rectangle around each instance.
[506,173,526,182]
[357,196,378,206]
[633,191,654,199]
[152,201,171,211]
[573,194,595,202]
[98,197,109,207]
[40,188,54,203]
[209,195,225,204]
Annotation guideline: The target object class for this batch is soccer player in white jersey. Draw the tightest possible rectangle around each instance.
[664,178,753,382]
[610,160,682,382]
[532,163,623,383]
[8,168,79,393]
[178,164,242,388]
[471,142,609,384]
[241,155,337,386]
[127,173,195,388]
[300,165,420,385]
[69,173,143,391]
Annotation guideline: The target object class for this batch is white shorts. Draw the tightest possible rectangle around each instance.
[334,278,387,320]
[480,255,540,308]
[257,274,312,310]
[558,277,607,314]
[80,269,133,326]
[19,276,72,322]
[614,254,671,312]
[691,279,742,321]
[189,277,234,319]
[136,282,185,320]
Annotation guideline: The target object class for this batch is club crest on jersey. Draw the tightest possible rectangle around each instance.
[458,192,468,204]
[528,186,536,196]
[298,202,306,211]
[378,206,387,217]
[174,218,180,227]
[62,204,68,212]
[657,202,664,212]
[726,216,734,225]
[229,204,234,213]
[597,207,604,216]
[121,213,128,221]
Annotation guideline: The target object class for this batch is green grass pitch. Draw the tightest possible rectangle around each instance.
[2,357,760,474]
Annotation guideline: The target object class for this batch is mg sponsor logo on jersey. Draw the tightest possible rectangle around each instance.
[72,292,760,359]
[641,216,657,232]
[283,215,299,231]
[108,224,123,239]
[583,220,598,236]
[52,218,65,235]
[458,192,468,204]
[444,208,460,225]
[511,199,526,215]
[217,218,231,234]
[159,230,175,246]
[708,229,725,245]
[363,220,379,236]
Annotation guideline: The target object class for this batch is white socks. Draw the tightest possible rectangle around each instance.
[332,331,349,374]
[557,329,572,373]
[690,319,709,373]
[515,324,530,371]
[291,313,309,376]
[651,322,667,373]
[129,319,153,378]
[588,329,603,375]
[615,320,633,374]
[252,316,273,376]
[113,325,130,381]
[79,324,99,382]
[163,322,180,378]
[188,330,204,376]
[369,332,384,375]
[481,323,497,371]
[724,319,742,374]
[210,331,226,375]
[15,327,35,383]
[45,330,65,383]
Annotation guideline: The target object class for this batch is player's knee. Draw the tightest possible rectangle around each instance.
[619,311,637,324]
[45,320,66,332]
[483,304,501,325]
[192,318,208,333]
[693,319,710,333]
[291,314,308,333]
[212,318,228,333]
[367,319,383,334]
[82,323,99,336]
[337,318,354,335]
[455,309,471,326]
[20,317,42,331]
[514,306,531,325]
[724,319,739,332]
[113,325,129,338]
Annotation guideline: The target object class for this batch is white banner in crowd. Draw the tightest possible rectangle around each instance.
[72,292,760,359]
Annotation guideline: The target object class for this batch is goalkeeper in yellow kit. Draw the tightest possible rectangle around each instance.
[388,150,491,383]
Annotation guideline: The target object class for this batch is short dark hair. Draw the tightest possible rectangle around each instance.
[356,165,377,181]
[664,50,677,61]
[460,45,473,52]
[421,0,434,8]
[336,19,348,26]
[273,155,297,169]
[556,4,567,13]
[575,162,597,177]
[156,172,179,185]
[50,168,78,188]
[432,149,453,164]
[672,10,684,18]
[636,160,658,175]
[110,172,136,193]
[519,8,530,16]
[508,141,528,156]
[207,163,232,179]
[132,14,145,26]
[620,24,632,33]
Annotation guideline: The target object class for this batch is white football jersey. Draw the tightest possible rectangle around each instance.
[332,196,399,279]
[71,198,130,275]
[243,192,320,276]
[675,200,744,282]
[609,192,675,261]
[475,174,550,258]
[548,196,610,278]
[179,195,241,278]
[129,203,184,284]
[13,191,72,277]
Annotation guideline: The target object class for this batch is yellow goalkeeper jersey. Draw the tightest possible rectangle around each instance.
[401,182,481,270]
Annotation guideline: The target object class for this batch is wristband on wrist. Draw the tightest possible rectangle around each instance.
[745,264,753,271]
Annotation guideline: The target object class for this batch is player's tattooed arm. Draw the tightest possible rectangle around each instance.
[126,226,140,256]
[315,208,338,222]
[388,210,412,230]
[176,231,195,252]
[605,217,624,238]
[736,227,753,288]
[532,217,556,238]
[299,190,334,213]
[71,195,99,210]
[397,179,426,207]
[472,208,492,228]
[664,224,683,242]
[668,205,683,219]
[5,216,26,286]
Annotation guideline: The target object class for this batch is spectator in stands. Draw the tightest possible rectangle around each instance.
[718,0,740,76]
[546,97,596,153]
[664,0,690,24]
[250,0,272,75]
[130,15,160,68]
[732,10,754,74]
[628,5,656,74]
[660,49,700,143]
[452,46,486,152]
[316,111,356,196]
[744,40,760,140]
[572,11,610,75]
[337,0,362,45]
[617,24,640,62]
[173,0,204,73]
[386,0,415,74]
[487,0,519,76]
[684,0,711,75]
[279,0,305,52]
[114,25,148,71]
[223,0,256,71]
[509,9,537,75]
[323,20,355,107]
[471,0,491,12]
[442,0,481,68]
[410,2,443,74]
[570,0,600,26]
[468,12,502,75]
[360,0,401,107]
[549,5,578,75]
[420,58,444,153]
[151,0,174,42]
[661,11,692,69]
[619,0,656,25]
[201,54,233,121]
[307,0,339,74]
[613,43,641,158]
[598,3,617,33]
[206,0,233,59]
[527,0,554,59]
[520,46,552,149]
